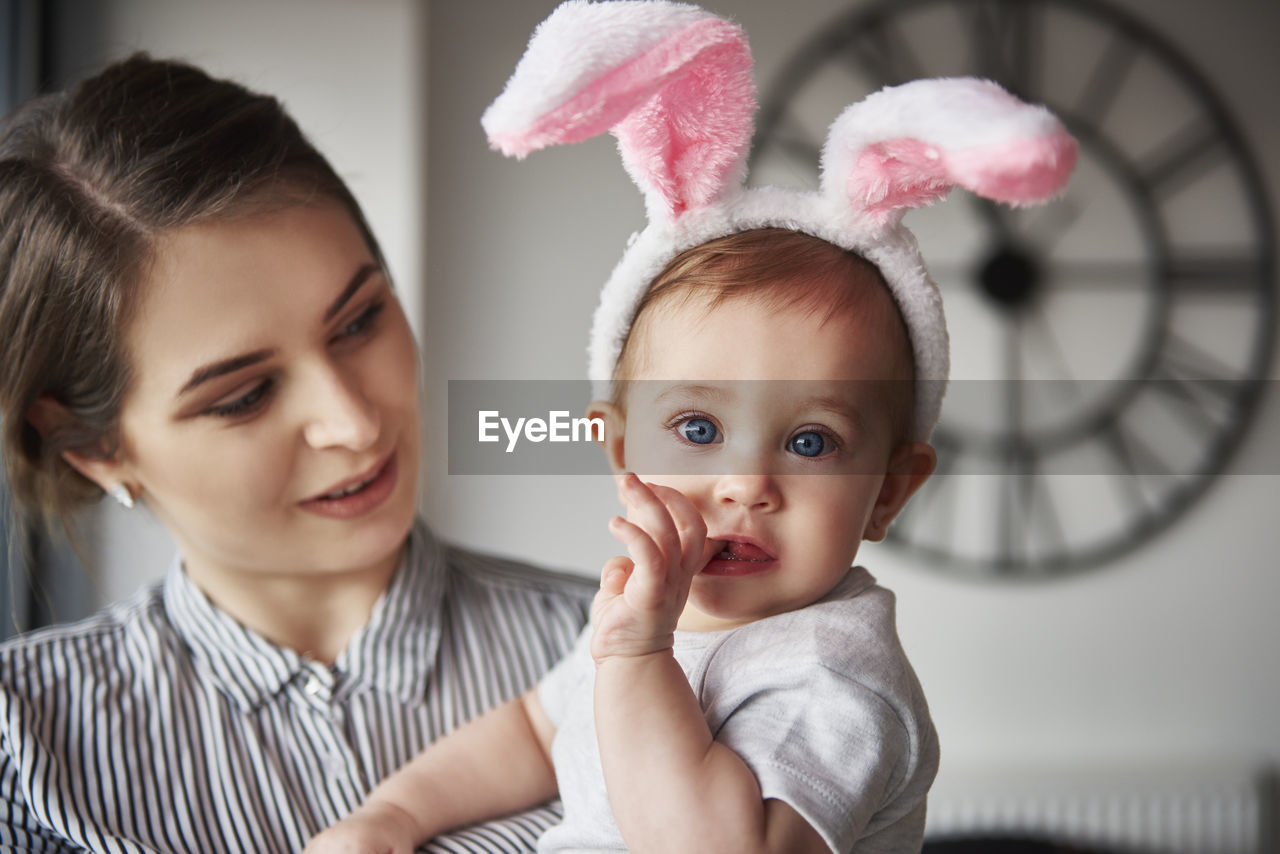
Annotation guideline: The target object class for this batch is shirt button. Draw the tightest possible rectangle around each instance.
[304,676,325,698]
[325,754,347,776]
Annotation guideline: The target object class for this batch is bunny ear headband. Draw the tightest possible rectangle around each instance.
[482,0,1076,440]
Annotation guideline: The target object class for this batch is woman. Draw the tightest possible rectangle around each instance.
[0,55,592,852]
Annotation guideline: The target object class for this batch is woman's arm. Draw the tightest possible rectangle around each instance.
[590,476,828,854]
[304,690,558,854]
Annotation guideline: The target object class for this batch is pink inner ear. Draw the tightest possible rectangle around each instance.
[848,139,953,225]
[494,17,753,219]
[612,22,754,217]
[847,130,1077,224]
[613,36,753,217]
[947,132,1078,205]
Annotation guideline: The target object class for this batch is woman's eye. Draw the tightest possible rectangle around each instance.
[337,300,386,341]
[207,379,274,419]
[788,430,828,458]
[677,417,719,445]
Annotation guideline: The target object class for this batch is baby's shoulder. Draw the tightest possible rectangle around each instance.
[722,569,899,659]
[704,569,920,702]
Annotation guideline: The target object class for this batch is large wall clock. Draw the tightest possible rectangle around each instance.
[748,0,1276,577]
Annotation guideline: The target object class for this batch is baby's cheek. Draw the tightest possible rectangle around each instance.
[617,431,671,477]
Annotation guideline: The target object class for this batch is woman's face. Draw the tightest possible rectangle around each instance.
[111,201,420,583]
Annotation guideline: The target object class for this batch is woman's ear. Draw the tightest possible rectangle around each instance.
[864,442,937,542]
[585,400,627,474]
[26,394,130,498]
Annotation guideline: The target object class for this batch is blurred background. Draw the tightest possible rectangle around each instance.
[3,0,1277,850]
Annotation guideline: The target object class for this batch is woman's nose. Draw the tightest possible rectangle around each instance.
[301,364,381,452]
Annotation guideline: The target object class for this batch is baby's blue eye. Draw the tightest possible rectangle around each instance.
[789,431,826,458]
[679,418,718,445]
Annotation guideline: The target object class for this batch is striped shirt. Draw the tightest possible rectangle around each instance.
[0,520,594,853]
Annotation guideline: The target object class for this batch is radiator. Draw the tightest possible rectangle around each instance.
[924,763,1275,854]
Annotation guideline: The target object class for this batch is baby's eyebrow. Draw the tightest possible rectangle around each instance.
[652,383,733,406]
[798,393,860,419]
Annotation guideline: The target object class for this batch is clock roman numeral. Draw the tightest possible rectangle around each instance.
[1139,121,1226,201]
[1074,27,1138,128]
[966,0,1042,100]
[1099,414,1168,480]
[1164,252,1269,294]
[842,12,923,88]
[1090,415,1176,557]
[1147,332,1252,443]
[993,446,1068,572]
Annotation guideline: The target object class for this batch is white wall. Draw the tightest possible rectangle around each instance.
[423,0,1280,796]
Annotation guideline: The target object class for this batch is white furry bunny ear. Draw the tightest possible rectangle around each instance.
[481,0,755,222]
[824,77,1077,229]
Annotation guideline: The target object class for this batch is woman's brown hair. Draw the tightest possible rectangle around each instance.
[0,54,384,533]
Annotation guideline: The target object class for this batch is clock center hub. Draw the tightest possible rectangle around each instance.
[977,244,1041,311]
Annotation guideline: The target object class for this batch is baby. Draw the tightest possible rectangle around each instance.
[305,2,1074,852]
[307,226,937,852]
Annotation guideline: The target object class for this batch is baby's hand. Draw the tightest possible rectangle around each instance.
[303,800,419,854]
[590,474,718,662]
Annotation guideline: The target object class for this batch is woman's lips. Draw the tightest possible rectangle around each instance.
[700,537,777,577]
[299,452,398,519]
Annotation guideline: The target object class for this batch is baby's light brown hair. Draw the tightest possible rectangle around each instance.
[613,228,916,445]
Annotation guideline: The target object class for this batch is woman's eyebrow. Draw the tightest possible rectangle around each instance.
[324,263,381,323]
[178,349,275,397]
[175,264,381,400]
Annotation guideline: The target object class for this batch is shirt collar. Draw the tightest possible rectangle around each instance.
[163,520,446,712]
[335,520,446,702]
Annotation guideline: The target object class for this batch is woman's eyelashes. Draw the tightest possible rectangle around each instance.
[332,298,386,345]
[203,299,388,421]
[206,377,276,419]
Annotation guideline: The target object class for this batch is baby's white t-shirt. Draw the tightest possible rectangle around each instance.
[537,567,939,854]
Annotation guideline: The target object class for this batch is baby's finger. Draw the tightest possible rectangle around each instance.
[607,514,671,608]
[643,483,709,573]
[617,473,684,571]
[599,553,634,597]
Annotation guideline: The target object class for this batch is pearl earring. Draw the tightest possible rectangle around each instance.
[110,483,135,509]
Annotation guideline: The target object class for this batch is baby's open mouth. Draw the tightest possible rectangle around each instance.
[715,541,773,562]
[701,538,777,578]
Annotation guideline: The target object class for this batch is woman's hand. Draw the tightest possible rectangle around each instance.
[302,800,420,854]
[590,474,717,663]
